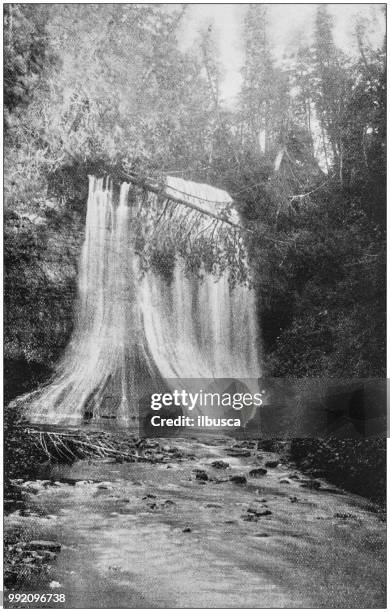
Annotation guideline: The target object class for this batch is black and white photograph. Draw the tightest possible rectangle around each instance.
[3,2,387,608]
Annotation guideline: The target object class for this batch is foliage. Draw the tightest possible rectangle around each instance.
[4,402,47,500]
[4,5,52,119]
[130,185,249,286]
[288,437,386,507]
[3,4,386,384]
[224,5,386,378]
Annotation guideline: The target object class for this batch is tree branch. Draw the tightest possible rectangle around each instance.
[120,171,254,233]
[289,181,328,202]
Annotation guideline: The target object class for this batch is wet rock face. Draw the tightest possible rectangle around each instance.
[4,359,53,405]
[4,209,84,371]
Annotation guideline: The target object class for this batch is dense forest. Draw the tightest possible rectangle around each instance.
[3,6,387,600]
[4,4,385,396]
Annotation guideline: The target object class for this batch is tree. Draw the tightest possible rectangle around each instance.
[4,5,51,119]
[312,6,353,184]
[240,5,290,155]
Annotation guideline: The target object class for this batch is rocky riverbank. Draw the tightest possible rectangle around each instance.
[3,402,194,593]
[4,434,386,608]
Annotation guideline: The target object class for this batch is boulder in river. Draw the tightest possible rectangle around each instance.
[247,503,272,517]
[249,468,268,478]
[288,473,301,480]
[334,512,356,519]
[194,469,208,481]
[265,460,279,468]
[226,448,251,457]
[229,474,247,485]
[20,482,42,494]
[49,581,62,589]
[28,541,61,552]
[300,479,321,490]
[211,460,230,469]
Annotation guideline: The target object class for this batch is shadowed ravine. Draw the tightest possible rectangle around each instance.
[6,435,386,608]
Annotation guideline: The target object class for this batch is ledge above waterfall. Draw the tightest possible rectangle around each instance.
[165,176,240,225]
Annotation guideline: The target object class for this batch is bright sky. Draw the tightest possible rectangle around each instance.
[178,3,386,106]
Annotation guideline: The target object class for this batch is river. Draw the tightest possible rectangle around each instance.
[5,435,386,608]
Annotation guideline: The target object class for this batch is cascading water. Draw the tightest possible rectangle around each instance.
[23,175,261,426]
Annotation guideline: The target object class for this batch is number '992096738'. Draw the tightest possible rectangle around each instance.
[7,593,66,604]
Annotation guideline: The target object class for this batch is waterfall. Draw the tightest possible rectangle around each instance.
[23,175,261,426]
